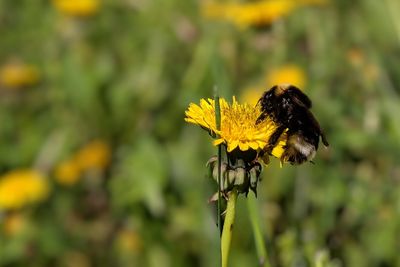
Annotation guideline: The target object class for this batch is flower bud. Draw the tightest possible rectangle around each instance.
[234,167,248,193]
[207,156,264,196]
[249,163,262,195]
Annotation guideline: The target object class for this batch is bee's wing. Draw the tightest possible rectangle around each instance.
[286,87,312,109]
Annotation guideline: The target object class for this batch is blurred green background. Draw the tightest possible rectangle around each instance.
[1,0,400,266]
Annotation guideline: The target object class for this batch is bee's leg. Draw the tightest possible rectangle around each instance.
[256,125,285,160]
[256,113,267,124]
[257,149,265,158]
[321,131,329,147]
[267,125,287,150]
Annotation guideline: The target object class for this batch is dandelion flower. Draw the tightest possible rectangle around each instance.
[266,64,307,89]
[2,213,26,236]
[347,48,365,67]
[241,87,265,106]
[202,0,328,28]
[53,0,100,17]
[54,159,82,186]
[0,170,50,210]
[203,1,295,28]
[115,229,142,253]
[54,140,111,186]
[74,140,111,171]
[185,97,285,157]
[0,63,40,89]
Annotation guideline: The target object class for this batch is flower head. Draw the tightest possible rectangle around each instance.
[115,229,142,254]
[241,87,265,106]
[53,0,100,17]
[0,170,50,210]
[74,140,111,170]
[202,0,328,28]
[54,159,82,186]
[53,140,111,186]
[185,97,285,157]
[2,213,27,236]
[0,62,40,89]
[203,0,295,28]
[266,64,307,89]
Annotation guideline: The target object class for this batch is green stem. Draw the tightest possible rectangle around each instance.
[214,89,223,237]
[214,89,223,267]
[247,194,272,267]
[221,189,238,267]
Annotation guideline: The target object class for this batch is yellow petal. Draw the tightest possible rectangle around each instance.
[213,139,225,146]
[271,146,284,158]
[238,142,249,151]
[227,140,239,152]
[248,141,260,150]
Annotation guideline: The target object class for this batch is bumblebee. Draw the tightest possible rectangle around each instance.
[256,84,329,164]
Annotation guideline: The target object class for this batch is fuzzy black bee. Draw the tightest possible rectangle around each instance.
[256,84,329,165]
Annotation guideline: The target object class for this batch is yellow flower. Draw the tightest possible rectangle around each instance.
[266,64,307,89]
[241,86,265,106]
[203,1,294,28]
[0,170,50,210]
[53,0,100,17]
[0,63,40,88]
[61,251,91,267]
[74,140,111,171]
[347,48,364,67]
[53,140,111,186]
[202,0,328,28]
[299,0,329,5]
[54,160,82,186]
[185,97,285,155]
[2,213,26,236]
[115,229,142,253]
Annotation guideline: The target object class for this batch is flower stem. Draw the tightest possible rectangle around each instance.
[221,189,238,267]
[214,89,223,237]
[214,89,223,267]
[247,194,272,267]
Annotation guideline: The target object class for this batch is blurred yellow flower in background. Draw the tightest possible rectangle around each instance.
[363,63,380,82]
[300,0,329,4]
[54,140,111,186]
[202,0,328,28]
[185,97,285,156]
[0,170,50,210]
[241,64,307,106]
[347,48,365,67]
[266,64,307,88]
[2,213,27,236]
[53,0,100,17]
[0,62,40,89]
[61,251,91,267]
[115,229,142,254]
[74,140,111,170]
[241,87,265,106]
[203,0,295,27]
[54,160,82,186]
[347,48,380,82]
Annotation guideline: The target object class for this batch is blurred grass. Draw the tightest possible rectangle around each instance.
[1,0,400,266]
